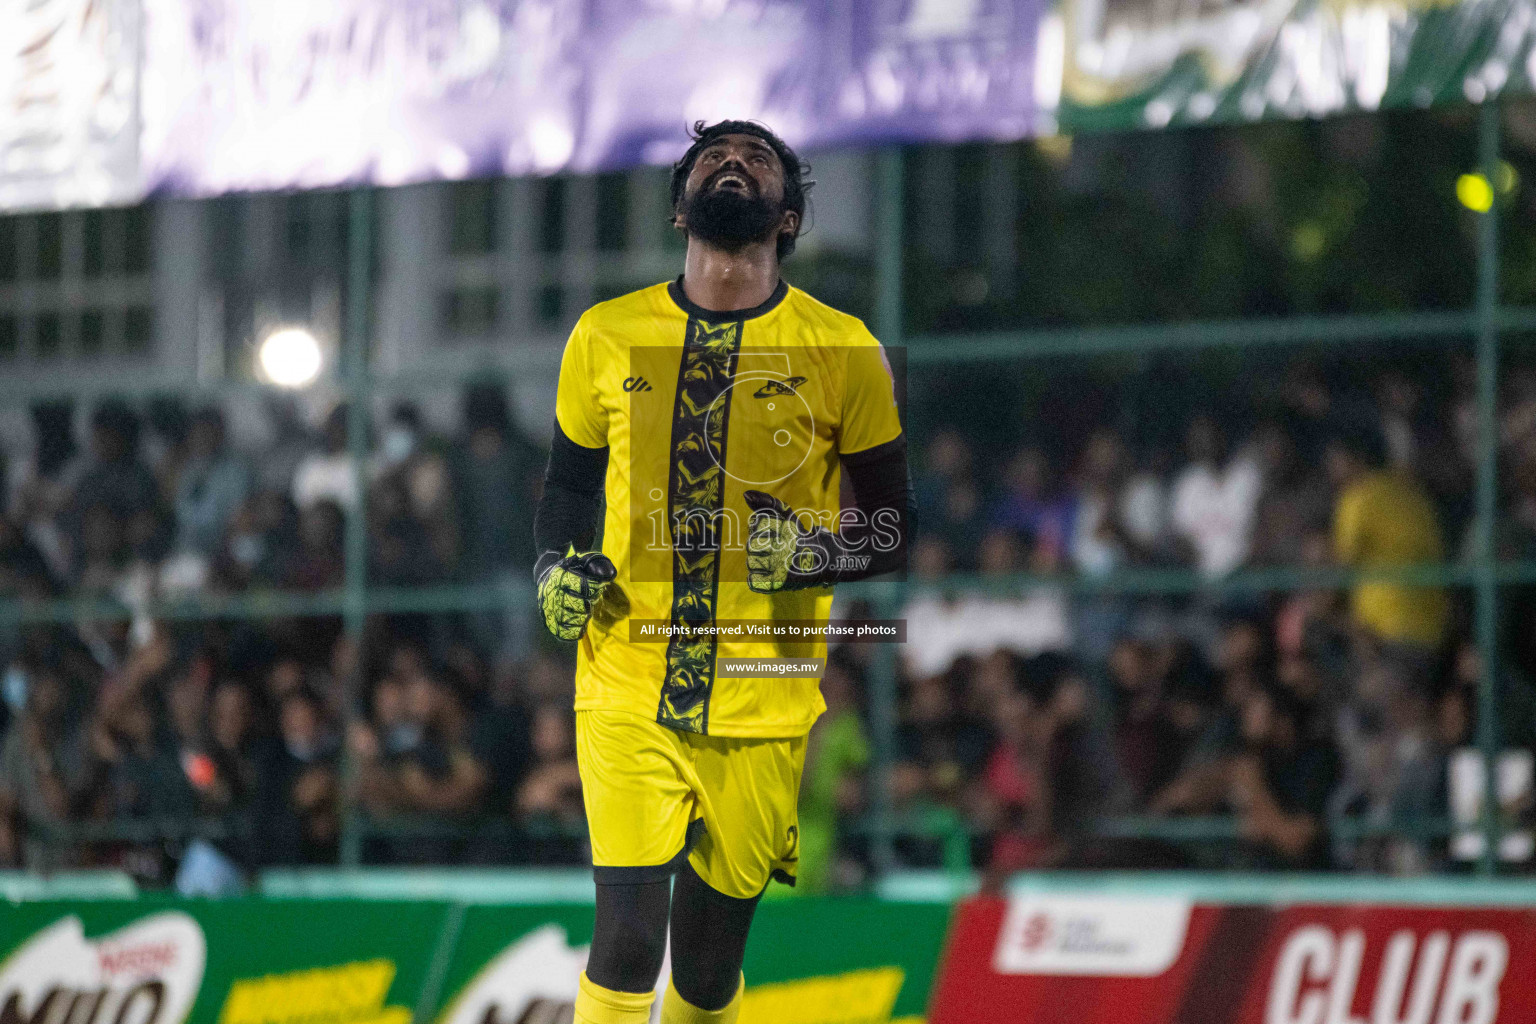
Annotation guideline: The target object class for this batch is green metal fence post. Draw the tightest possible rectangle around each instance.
[875,149,905,350]
[868,149,905,878]
[1475,102,1502,877]
[339,187,374,868]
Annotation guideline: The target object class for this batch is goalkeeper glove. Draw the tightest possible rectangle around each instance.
[744,490,830,593]
[536,546,617,640]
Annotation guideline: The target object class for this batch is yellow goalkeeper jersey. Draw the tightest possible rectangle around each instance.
[554,278,902,738]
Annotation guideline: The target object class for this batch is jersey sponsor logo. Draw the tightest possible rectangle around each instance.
[753,376,805,398]
[623,376,654,392]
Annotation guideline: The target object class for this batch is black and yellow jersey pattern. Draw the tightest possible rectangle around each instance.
[554,278,902,738]
[661,317,742,732]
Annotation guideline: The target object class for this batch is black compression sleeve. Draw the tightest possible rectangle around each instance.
[821,434,913,585]
[587,879,671,993]
[668,861,761,1009]
[532,422,608,578]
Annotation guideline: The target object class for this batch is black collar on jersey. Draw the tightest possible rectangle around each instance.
[667,275,788,322]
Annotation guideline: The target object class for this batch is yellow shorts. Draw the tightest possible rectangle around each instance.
[576,709,806,899]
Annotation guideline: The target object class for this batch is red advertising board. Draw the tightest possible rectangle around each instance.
[931,893,1536,1023]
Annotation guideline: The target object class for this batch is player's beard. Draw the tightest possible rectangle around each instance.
[679,172,785,253]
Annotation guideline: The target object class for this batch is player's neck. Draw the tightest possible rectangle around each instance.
[680,242,780,314]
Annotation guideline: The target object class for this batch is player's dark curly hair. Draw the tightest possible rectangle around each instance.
[670,120,813,261]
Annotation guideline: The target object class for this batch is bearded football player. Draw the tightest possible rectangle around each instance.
[533,119,911,1024]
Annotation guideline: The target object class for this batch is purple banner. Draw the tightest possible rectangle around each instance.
[136,0,1043,196]
[9,0,1536,210]
[0,0,142,212]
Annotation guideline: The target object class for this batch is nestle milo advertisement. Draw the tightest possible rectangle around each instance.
[0,898,947,1024]
[0,900,446,1024]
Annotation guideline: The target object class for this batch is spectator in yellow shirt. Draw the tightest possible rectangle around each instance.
[1327,425,1449,652]
[1326,425,1450,870]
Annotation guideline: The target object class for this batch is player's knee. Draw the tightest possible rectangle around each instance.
[670,951,745,1012]
[668,865,758,1010]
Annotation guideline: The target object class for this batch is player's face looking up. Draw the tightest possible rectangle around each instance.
[674,134,799,257]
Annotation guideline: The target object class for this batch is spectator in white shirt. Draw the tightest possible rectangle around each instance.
[1072,429,1174,576]
[291,405,359,512]
[901,527,1072,678]
[1170,415,1262,578]
[1071,430,1127,577]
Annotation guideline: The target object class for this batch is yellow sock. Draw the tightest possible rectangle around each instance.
[660,974,744,1024]
[575,971,656,1024]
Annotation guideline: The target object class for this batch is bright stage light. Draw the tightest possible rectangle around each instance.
[259,327,323,388]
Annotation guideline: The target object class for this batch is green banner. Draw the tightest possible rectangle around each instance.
[1054,0,1530,132]
[0,897,950,1024]
[430,900,949,1023]
[740,900,950,1024]
[0,899,449,1024]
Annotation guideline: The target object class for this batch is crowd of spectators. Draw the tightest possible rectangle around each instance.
[0,383,561,881]
[895,355,1536,878]
[0,355,1534,887]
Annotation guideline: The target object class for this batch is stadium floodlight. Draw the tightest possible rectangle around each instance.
[258,327,324,388]
[1457,173,1494,213]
